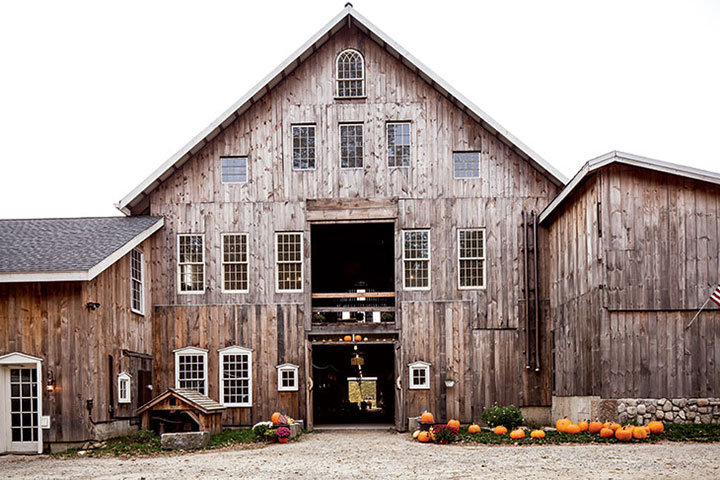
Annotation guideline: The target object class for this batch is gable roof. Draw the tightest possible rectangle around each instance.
[539,151,720,224]
[117,5,567,214]
[136,388,226,416]
[0,216,163,282]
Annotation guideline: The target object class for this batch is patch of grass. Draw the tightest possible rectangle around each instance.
[205,428,256,448]
[664,423,720,442]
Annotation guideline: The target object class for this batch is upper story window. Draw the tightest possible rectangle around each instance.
[458,229,486,289]
[221,156,248,183]
[219,346,252,407]
[340,123,364,168]
[222,233,249,293]
[292,125,316,170]
[387,122,411,167]
[130,248,144,314]
[117,372,131,404]
[403,229,430,290]
[336,49,365,97]
[174,346,208,395]
[178,234,204,293]
[453,151,481,178]
[276,232,303,292]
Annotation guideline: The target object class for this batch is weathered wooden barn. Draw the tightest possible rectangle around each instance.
[1,6,719,453]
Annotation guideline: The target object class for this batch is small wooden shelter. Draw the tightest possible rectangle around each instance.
[137,388,226,435]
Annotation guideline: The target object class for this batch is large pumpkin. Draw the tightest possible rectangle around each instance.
[418,431,431,443]
[421,411,434,423]
[647,421,664,434]
[530,429,545,439]
[577,420,589,432]
[447,419,460,430]
[493,425,508,435]
[615,427,633,442]
[271,412,282,425]
[555,418,571,432]
[565,423,580,434]
[588,421,604,434]
[599,427,614,438]
[509,429,525,440]
[354,335,362,342]
[608,422,622,432]
[468,424,481,434]
[632,426,648,440]
[343,335,352,342]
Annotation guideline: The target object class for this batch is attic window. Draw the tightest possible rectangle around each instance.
[453,152,481,178]
[221,156,248,183]
[336,49,365,97]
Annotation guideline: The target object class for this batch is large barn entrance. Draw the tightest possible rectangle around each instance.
[312,343,395,425]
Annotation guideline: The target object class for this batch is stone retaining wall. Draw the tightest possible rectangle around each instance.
[617,398,720,424]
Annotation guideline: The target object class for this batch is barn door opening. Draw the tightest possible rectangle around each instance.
[312,343,395,425]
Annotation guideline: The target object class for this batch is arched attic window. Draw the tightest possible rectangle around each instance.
[336,49,365,98]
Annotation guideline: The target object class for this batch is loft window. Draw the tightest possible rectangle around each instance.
[222,233,249,292]
[276,232,303,292]
[117,372,131,404]
[292,125,316,170]
[221,156,248,183]
[403,230,430,290]
[387,122,411,167]
[453,151,481,178]
[408,361,431,390]
[336,49,365,97]
[219,346,252,407]
[340,123,364,168]
[277,364,299,392]
[458,229,486,289]
[178,234,204,293]
[130,248,144,314]
[174,347,208,395]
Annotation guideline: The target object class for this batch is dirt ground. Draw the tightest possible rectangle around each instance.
[2,430,720,480]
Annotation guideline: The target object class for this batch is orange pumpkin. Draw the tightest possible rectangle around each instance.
[588,421,604,434]
[615,427,633,441]
[418,431,431,443]
[577,420,589,432]
[271,412,282,425]
[468,424,481,434]
[599,427,614,438]
[565,423,581,434]
[647,421,664,434]
[509,429,525,439]
[447,419,460,430]
[632,426,648,440]
[530,429,545,439]
[343,335,352,342]
[493,425,508,435]
[608,422,622,432]
[420,411,434,424]
[354,335,362,342]
[555,418,572,432]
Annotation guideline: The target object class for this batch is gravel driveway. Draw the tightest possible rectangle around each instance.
[2,430,720,479]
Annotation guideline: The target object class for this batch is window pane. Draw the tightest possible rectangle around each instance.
[387,123,411,167]
[337,50,365,97]
[453,152,480,178]
[131,249,144,312]
[292,126,316,170]
[178,354,206,394]
[223,234,249,291]
[222,352,251,405]
[340,124,364,168]
[178,235,204,292]
[221,156,248,183]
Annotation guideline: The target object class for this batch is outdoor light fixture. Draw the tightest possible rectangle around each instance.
[46,370,55,392]
[86,302,101,310]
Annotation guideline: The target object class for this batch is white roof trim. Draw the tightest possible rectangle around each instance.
[276,363,299,369]
[117,6,566,214]
[0,218,163,283]
[0,352,43,365]
[408,360,432,367]
[218,345,253,354]
[173,346,208,354]
[540,151,720,224]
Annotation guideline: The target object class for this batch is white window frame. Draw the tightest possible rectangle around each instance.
[335,48,365,98]
[117,372,131,404]
[174,346,208,396]
[220,155,249,184]
[218,346,252,407]
[339,123,364,169]
[276,363,299,392]
[129,248,144,315]
[458,228,486,290]
[221,233,249,293]
[402,229,431,291]
[177,234,205,294]
[386,121,411,168]
[275,232,304,293]
[291,124,317,171]
[453,151,481,179]
[408,361,431,390]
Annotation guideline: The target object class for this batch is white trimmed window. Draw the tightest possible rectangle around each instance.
[178,234,204,293]
[387,122,411,167]
[130,248,144,314]
[340,123,363,168]
[292,125,316,170]
[222,234,249,292]
[403,230,430,290]
[117,372,131,404]
[336,49,365,97]
[409,361,431,390]
[458,229,486,289]
[221,156,248,183]
[453,151,481,178]
[174,347,208,395]
[277,364,299,392]
[276,232,303,292]
[219,346,252,407]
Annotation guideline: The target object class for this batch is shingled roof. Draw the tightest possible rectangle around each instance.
[0,216,163,282]
[136,388,226,416]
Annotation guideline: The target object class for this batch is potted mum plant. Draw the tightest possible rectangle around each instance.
[276,426,291,444]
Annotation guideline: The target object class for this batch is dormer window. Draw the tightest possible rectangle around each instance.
[336,49,365,97]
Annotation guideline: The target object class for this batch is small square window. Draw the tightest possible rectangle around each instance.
[408,361,430,390]
[453,152,480,178]
[277,364,299,392]
[221,156,248,183]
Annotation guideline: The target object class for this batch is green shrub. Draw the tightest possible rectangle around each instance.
[481,404,523,430]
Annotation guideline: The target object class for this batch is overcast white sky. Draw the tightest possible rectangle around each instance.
[1,0,718,218]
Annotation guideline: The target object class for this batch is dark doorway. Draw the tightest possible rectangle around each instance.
[312,343,395,424]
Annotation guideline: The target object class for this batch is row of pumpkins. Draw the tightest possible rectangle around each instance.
[555,418,665,440]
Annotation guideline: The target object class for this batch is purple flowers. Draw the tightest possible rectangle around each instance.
[276,426,291,438]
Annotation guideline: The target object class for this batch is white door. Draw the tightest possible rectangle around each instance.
[7,367,40,453]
